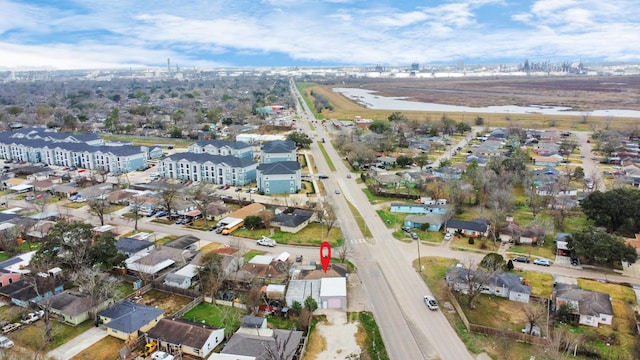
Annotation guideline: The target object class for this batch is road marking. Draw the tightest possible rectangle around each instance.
[349,238,367,244]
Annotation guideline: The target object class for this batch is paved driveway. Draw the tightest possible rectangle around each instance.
[47,326,108,360]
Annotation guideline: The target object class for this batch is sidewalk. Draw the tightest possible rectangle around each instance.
[47,326,108,360]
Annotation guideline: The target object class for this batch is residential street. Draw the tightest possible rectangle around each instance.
[10,90,634,360]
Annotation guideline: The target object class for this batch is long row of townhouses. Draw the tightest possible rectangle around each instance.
[0,129,160,173]
[0,129,304,194]
[159,139,302,193]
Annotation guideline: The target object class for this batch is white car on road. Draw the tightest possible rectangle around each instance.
[424,295,439,310]
[257,237,276,247]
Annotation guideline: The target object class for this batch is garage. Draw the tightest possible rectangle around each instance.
[320,277,347,310]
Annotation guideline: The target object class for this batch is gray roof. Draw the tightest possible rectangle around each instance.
[257,161,300,175]
[147,318,219,348]
[446,219,488,232]
[116,238,154,254]
[405,213,444,225]
[221,329,303,360]
[490,273,531,295]
[98,301,164,333]
[48,291,94,316]
[555,283,613,316]
[163,235,199,250]
[193,139,251,149]
[261,140,296,153]
[166,153,256,167]
[272,210,312,227]
[241,316,266,329]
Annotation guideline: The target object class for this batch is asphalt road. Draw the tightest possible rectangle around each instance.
[291,81,472,359]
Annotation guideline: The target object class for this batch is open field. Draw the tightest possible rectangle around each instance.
[301,76,640,129]
[71,336,123,360]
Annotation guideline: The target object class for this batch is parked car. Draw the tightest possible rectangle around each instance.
[154,211,168,218]
[410,232,419,240]
[570,256,580,266]
[424,295,439,310]
[335,189,341,194]
[21,311,43,325]
[257,237,276,247]
[235,187,242,192]
[296,255,303,262]
[533,258,551,266]
[152,351,175,360]
[1,323,21,334]
[0,336,14,349]
[444,233,453,241]
[401,226,412,233]
[25,195,35,201]
[512,256,530,263]
[346,174,352,178]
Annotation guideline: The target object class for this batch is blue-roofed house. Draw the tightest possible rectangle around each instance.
[98,301,164,340]
[390,203,448,215]
[158,153,258,185]
[445,219,490,238]
[256,161,301,194]
[188,140,253,159]
[260,140,297,163]
[0,275,64,307]
[403,214,444,232]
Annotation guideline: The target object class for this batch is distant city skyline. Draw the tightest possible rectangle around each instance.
[1,0,640,70]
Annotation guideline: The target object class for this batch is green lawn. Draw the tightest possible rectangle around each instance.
[183,302,247,338]
[376,209,403,228]
[317,142,336,172]
[0,252,10,261]
[234,224,343,247]
[243,249,265,263]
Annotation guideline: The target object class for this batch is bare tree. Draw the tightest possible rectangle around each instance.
[198,252,226,299]
[88,195,108,226]
[457,260,496,309]
[263,329,298,360]
[335,244,352,263]
[159,182,181,218]
[70,267,119,323]
[127,199,146,232]
[186,183,218,227]
[315,200,337,237]
[521,303,545,336]
[541,326,583,360]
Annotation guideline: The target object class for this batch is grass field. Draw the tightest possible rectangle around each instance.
[233,223,343,247]
[183,302,247,338]
[299,82,640,130]
[71,336,123,360]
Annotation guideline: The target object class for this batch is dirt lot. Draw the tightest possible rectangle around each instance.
[71,336,123,360]
[138,289,192,315]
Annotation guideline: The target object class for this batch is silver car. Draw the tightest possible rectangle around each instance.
[424,295,439,310]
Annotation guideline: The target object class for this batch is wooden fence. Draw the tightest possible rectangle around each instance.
[445,287,546,346]
[172,295,204,318]
[152,281,201,298]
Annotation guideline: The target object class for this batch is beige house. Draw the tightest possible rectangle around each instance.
[98,301,164,340]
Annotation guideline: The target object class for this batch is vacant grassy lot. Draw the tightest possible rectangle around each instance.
[11,318,94,351]
[234,223,343,247]
[71,336,123,360]
[183,302,247,338]
[463,294,549,334]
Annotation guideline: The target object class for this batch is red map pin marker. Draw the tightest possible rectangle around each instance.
[320,241,331,273]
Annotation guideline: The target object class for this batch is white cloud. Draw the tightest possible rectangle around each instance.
[0,0,639,69]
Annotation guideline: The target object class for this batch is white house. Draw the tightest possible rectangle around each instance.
[164,264,199,289]
[146,318,224,359]
[554,283,613,327]
[320,277,347,310]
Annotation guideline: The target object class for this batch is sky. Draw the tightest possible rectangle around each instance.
[1,0,640,70]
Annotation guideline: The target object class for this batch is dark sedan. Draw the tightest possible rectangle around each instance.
[512,256,530,263]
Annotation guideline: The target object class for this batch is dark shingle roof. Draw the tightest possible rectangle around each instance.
[446,219,488,232]
[193,139,251,150]
[256,161,300,175]
[166,153,256,167]
[147,318,218,348]
[261,140,296,153]
[221,329,303,360]
[48,291,94,316]
[98,301,164,333]
[116,238,153,254]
